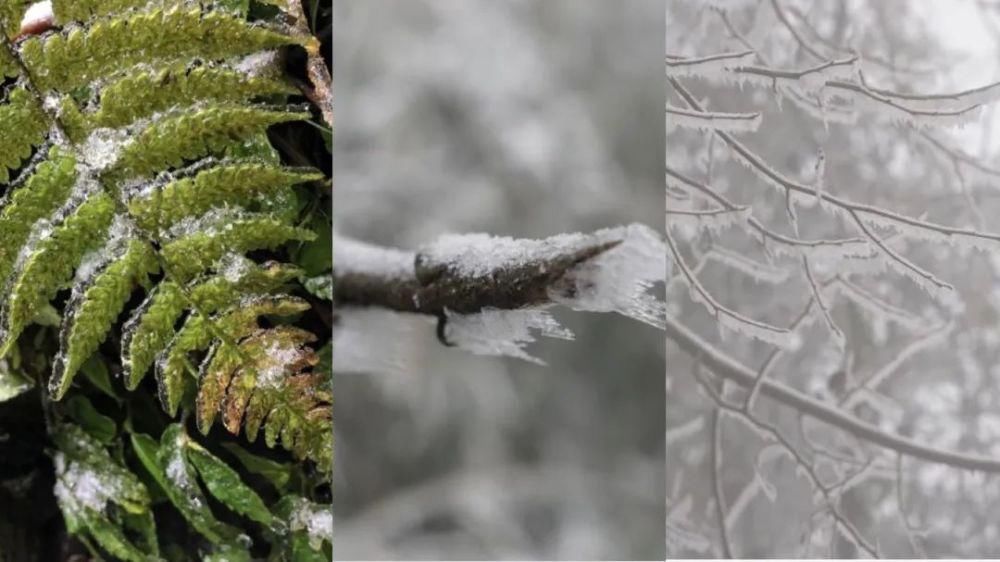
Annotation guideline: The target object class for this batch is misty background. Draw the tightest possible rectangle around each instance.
[333,1,664,559]
[667,0,1000,558]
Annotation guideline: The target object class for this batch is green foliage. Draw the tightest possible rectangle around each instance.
[0,0,331,558]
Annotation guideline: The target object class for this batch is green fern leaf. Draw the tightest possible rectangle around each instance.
[161,212,316,281]
[156,294,309,415]
[91,62,297,130]
[105,105,310,183]
[53,424,156,561]
[0,147,76,283]
[128,160,323,233]
[0,87,48,181]
[20,6,302,91]
[0,190,116,357]
[50,233,159,399]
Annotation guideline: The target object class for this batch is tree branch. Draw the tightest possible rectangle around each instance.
[665,314,1000,473]
[333,236,621,316]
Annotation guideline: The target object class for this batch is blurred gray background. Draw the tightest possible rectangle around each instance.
[332,1,664,559]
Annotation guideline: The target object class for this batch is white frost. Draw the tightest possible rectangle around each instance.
[443,307,574,365]
[79,127,131,173]
[289,498,333,550]
[548,224,667,329]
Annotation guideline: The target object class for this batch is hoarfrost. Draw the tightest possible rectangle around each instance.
[547,224,667,329]
[216,253,254,283]
[232,50,280,77]
[665,104,762,133]
[442,307,574,365]
[79,127,131,173]
[256,339,302,389]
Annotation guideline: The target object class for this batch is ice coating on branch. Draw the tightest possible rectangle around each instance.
[665,51,755,80]
[665,105,762,133]
[419,225,666,328]
[702,248,789,284]
[547,224,667,329]
[667,207,751,239]
[332,307,426,375]
[334,235,415,280]
[443,307,574,365]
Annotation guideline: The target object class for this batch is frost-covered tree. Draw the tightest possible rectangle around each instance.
[668,0,1000,557]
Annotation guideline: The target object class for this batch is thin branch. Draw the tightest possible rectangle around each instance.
[768,0,828,61]
[665,313,1000,472]
[289,0,333,128]
[665,227,791,341]
[711,409,735,558]
[895,454,927,558]
[333,236,620,316]
[692,366,878,557]
[665,165,867,251]
[669,77,1000,248]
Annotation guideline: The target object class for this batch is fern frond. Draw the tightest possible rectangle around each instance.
[0,189,116,357]
[105,105,311,183]
[161,212,316,281]
[121,257,301,390]
[0,146,76,283]
[197,325,330,471]
[0,87,48,181]
[50,231,159,399]
[127,160,323,233]
[90,61,297,130]
[19,6,301,91]
[0,0,330,498]
[156,294,309,416]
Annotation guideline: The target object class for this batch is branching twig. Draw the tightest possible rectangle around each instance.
[665,313,1000,473]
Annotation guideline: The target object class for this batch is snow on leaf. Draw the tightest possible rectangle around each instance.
[443,307,573,365]
[288,497,333,550]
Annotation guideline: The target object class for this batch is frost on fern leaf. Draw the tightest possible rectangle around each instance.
[0,0,330,467]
